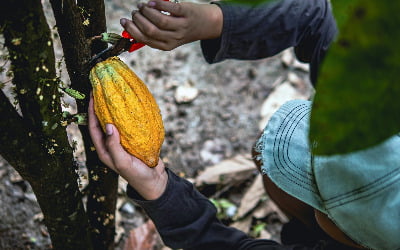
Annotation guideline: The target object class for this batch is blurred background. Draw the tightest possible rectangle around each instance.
[0,0,313,249]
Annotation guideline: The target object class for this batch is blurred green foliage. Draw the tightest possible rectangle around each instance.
[233,0,400,155]
[231,0,273,5]
[310,0,400,155]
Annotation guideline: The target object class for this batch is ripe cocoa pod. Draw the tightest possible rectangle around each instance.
[89,57,164,167]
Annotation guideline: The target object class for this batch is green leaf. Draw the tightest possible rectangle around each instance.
[63,88,86,100]
[209,198,237,220]
[250,222,267,238]
[310,0,400,155]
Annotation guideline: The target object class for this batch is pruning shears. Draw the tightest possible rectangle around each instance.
[87,31,145,68]
[87,0,179,68]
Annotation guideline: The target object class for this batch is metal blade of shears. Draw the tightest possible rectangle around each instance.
[87,37,135,68]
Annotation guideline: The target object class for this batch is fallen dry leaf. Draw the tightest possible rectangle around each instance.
[118,176,128,194]
[281,48,309,72]
[195,154,256,186]
[124,220,158,250]
[259,229,272,239]
[259,81,309,131]
[281,49,295,67]
[230,215,253,234]
[253,199,288,223]
[115,197,124,244]
[235,174,265,219]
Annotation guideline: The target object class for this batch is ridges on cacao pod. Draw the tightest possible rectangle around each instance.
[89,56,164,167]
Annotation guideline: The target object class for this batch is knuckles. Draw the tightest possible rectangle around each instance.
[171,3,183,15]
[157,17,170,29]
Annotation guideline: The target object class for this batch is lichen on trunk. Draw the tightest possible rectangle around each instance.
[0,0,93,249]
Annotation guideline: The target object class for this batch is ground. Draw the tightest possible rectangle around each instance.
[0,0,313,249]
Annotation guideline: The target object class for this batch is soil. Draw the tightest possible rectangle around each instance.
[0,0,313,249]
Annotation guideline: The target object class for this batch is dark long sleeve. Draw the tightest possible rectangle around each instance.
[126,1,341,249]
[127,169,317,250]
[200,0,337,85]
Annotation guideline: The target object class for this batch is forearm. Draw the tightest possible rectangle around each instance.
[127,169,245,249]
[192,3,223,41]
[201,0,337,85]
[127,169,289,249]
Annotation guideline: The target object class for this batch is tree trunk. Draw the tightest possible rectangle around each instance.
[49,0,119,249]
[0,0,93,249]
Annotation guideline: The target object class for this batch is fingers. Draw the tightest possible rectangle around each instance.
[138,4,183,31]
[89,97,134,173]
[121,18,179,50]
[104,124,120,152]
[104,124,131,168]
[131,11,171,40]
[120,0,190,50]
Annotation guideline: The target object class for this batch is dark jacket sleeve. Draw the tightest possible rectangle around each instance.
[200,0,338,85]
[127,169,315,250]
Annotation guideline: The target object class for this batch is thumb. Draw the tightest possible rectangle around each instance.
[105,124,128,164]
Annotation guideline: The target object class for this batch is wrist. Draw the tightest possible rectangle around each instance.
[197,4,223,40]
[208,4,223,39]
[144,167,168,200]
[125,160,168,201]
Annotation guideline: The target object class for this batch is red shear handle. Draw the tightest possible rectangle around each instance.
[122,30,145,52]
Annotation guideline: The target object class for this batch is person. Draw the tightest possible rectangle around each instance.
[89,0,400,249]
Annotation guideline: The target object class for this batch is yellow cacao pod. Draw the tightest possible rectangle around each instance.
[89,57,164,167]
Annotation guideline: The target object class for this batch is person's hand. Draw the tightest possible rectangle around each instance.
[120,0,223,50]
[88,95,168,200]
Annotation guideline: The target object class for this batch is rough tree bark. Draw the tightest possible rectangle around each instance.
[0,0,93,249]
[49,0,119,249]
[0,0,119,249]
